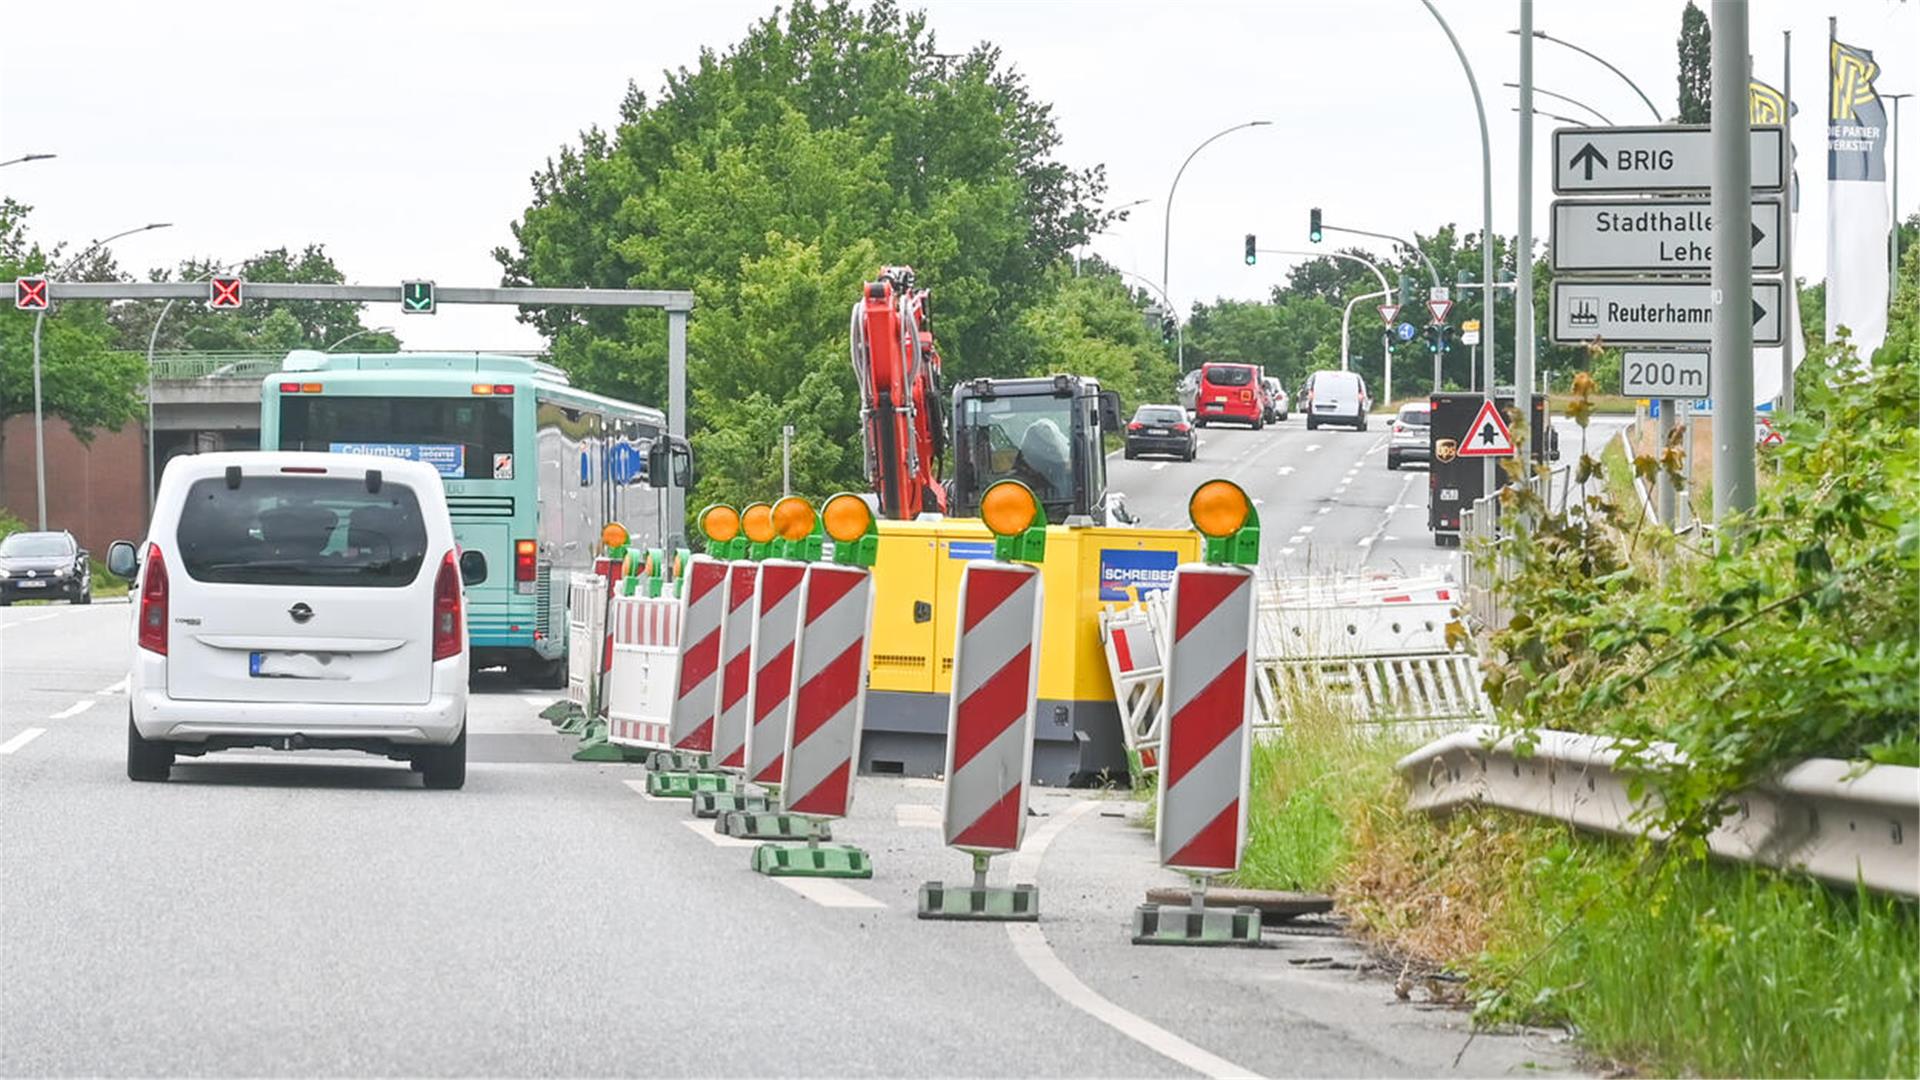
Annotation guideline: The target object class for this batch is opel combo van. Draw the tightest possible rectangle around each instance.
[109,452,483,787]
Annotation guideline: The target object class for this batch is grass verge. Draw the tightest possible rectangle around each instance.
[1236,698,1919,1077]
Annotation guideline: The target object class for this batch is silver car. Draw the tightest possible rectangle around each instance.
[1386,402,1431,470]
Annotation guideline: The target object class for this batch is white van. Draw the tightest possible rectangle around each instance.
[1301,369,1373,431]
[107,452,482,788]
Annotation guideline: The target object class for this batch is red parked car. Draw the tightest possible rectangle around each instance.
[1193,362,1265,429]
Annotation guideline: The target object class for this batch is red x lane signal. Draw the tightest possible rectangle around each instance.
[14,276,49,311]
[208,277,244,309]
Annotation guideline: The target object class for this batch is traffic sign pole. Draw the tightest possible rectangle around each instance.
[1711,0,1756,524]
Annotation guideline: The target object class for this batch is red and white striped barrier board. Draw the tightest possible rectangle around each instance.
[666,557,729,753]
[711,562,759,771]
[1099,601,1165,773]
[941,563,1044,853]
[606,592,683,749]
[1156,564,1257,876]
[745,560,807,787]
[780,564,874,818]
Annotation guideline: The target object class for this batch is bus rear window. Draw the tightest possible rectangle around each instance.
[278,397,514,479]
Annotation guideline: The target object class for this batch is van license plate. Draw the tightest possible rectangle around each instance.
[249,651,348,680]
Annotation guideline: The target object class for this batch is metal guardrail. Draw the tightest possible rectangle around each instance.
[1398,726,1919,897]
[141,353,288,381]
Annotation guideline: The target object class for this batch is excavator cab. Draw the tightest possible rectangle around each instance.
[950,375,1124,525]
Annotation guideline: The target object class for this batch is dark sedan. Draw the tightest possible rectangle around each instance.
[1124,404,1195,461]
[0,530,92,605]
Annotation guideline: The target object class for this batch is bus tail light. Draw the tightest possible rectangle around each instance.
[515,539,537,583]
[432,551,463,661]
[138,544,169,655]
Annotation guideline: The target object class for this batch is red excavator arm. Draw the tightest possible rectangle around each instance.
[850,266,948,520]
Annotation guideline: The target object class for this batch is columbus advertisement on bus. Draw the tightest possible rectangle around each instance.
[259,351,667,686]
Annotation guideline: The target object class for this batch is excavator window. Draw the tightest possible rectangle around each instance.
[959,394,1076,512]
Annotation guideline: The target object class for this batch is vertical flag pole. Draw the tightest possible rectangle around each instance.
[1779,28,1796,420]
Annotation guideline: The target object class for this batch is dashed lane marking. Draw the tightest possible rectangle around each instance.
[49,699,96,721]
[1276,466,1295,477]
[99,677,127,695]
[1003,800,1260,1080]
[1317,506,1332,515]
[0,728,48,756]
[770,877,888,909]
[1151,462,1167,472]
[623,778,670,803]
[1304,444,1322,453]
[0,613,59,630]
[680,818,759,848]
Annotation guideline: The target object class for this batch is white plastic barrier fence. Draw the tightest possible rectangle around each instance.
[566,573,603,711]
[1098,588,1171,774]
[605,592,683,750]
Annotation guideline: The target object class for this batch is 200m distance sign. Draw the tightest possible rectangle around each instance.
[1552,278,1784,347]
[1621,351,1711,399]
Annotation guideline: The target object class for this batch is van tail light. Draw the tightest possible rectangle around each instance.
[138,544,169,655]
[432,550,463,661]
[1394,423,1406,435]
[515,539,537,582]
[1239,390,1252,404]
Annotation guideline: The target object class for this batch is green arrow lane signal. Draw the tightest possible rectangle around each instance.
[401,280,436,314]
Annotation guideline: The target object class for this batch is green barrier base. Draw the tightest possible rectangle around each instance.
[540,700,581,725]
[1130,903,1263,947]
[572,726,651,763]
[693,790,773,819]
[718,811,828,841]
[752,841,872,879]
[646,770,734,798]
[646,751,708,773]
[917,882,1040,921]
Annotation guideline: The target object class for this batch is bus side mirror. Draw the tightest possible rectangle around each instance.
[648,436,693,489]
[1098,390,1124,434]
[106,541,139,580]
[459,550,488,587]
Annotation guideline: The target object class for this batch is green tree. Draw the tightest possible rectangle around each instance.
[110,246,399,355]
[1677,1,1711,123]
[494,0,1109,504]
[0,200,144,514]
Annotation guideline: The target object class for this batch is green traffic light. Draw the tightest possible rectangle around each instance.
[1309,207,1323,244]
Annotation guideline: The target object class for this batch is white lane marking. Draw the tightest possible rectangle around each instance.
[1004,801,1260,1080]
[0,728,48,755]
[0,613,59,630]
[1279,548,1296,557]
[1150,462,1167,472]
[1295,525,1315,534]
[895,804,942,829]
[1317,506,1332,516]
[99,677,128,695]
[770,877,888,909]
[1356,537,1375,548]
[1275,466,1295,477]
[49,699,96,720]
[1304,444,1322,453]
[1357,474,1418,564]
[680,818,760,848]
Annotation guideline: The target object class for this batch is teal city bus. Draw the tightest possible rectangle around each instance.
[259,351,671,686]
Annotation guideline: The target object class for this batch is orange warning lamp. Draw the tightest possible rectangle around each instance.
[821,493,878,567]
[772,495,816,541]
[741,502,777,551]
[979,479,1046,563]
[698,504,741,543]
[1187,479,1260,565]
[601,522,629,552]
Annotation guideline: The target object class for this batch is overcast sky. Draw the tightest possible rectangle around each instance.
[3,0,1913,352]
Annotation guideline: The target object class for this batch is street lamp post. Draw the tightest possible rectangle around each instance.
[1516,29,1665,122]
[1256,247,1396,399]
[1423,0,1499,498]
[0,153,57,168]
[1886,93,1912,283]
[1162,120,1271,369]
[1112,268,1183,363]
[1077,197,1150,276]
[1503,82,1613,124]
[325,326,396,352]
[32,221,173,529]
[1340,290,1390,373]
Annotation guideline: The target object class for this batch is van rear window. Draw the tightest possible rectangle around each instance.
[1203,365,1255,387]
[176,476,429,588]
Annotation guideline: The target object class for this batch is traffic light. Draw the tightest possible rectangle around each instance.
[1309,208,1323,244]
[402,280,436,315]
[1160,315,1176,343]
[208,276,243,310]
[1399,273,1416,308]
[14,276,49,311]
[1244,234,1256,265]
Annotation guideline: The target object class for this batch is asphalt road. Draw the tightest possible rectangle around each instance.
[0,601,1577,1077]
[1109,411,1629,577]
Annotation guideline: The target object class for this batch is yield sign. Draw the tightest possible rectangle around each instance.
[1427,299,1452,325]
[1377,303,1400,326]
[1456,399,1516,458]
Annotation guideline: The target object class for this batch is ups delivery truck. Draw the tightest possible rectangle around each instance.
[1428,391,1552,547]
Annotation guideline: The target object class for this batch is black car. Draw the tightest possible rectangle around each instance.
[1123,404,1196,461]
[0,530,92,605]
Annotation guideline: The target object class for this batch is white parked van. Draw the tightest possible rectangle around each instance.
[108,452,482,788]
[1301,369,1373,431]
